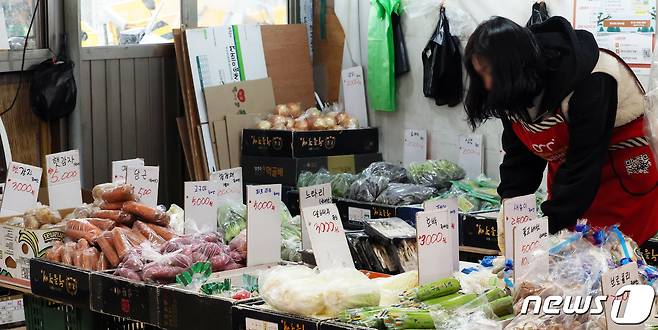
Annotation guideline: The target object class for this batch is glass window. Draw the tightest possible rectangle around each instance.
[197,0,287,27]
[80,0,180,47]
[2,0,41,50]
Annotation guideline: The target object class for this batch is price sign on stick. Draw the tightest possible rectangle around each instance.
[247,185,282,266]
[601,262,645,330]
[301,203,354,270]
[126,166,159,207]
[503,194,537,259]
[458,134,484,179]
[210,167,243,203]
[46,150,82,210]
[512,216,549,283]
[424,198,459,271]
[299,183,332,249]
[184,181,220,233]
[416,209,453,285]
[1,162,42,216]
[112,158,144,183]
[403,129,427,167]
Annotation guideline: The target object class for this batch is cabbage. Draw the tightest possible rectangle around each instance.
[373,270,418,306]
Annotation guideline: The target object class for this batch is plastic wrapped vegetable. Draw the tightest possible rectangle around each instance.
[228,230,247,264]
[375,183,436,205]
[331,173,357,198]
[217,198,247,242]
[408,160,465,190]
[319,268,381,317]
[281,215,302,262]
[349,175,389,202]
[361,162,408,183]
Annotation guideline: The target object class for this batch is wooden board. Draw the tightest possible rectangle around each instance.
[313,0,345,102]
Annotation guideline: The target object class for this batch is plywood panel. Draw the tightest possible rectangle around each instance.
[90,60,108,184]
[79,61,93,186]
[106,59,122,163]
[119,59,137,159]
[134,58,150,161]
[0,72,42,166]
[313,2,345,102]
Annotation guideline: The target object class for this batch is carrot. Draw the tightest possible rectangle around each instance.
[45,242,64,262]
[86,218,116,231]
[125,227,147,246]
[101,184,135,203]
[61,242,76,265]
[65,220,101,242]
[96,233,120,267]
[145,223,176,241]
[100,202,125,210]
[97,253,109,271]
[111,227,133,259]
[122,201,170,226]
[133,221,165,245]
[91,210,135,226]
[82,247,100,270]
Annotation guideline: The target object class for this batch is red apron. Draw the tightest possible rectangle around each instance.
[511,111,658,244]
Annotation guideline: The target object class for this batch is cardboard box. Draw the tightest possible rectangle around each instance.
[232,302,321,330]
[242,153,382,186]
[460,211,500,251]
[640,239,658,267]
[0,294,24,326]
[90,271,160,326]
[242,128,379,158]
[29,258,91,308]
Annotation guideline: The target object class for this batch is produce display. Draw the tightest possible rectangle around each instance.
[435,175,501,212]
[407,160,466,190]
[5,205,64,229]
[256,102,360,131]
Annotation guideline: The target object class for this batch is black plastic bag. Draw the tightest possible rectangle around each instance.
[392,13,410,77]
[526,1,550,27]
[422,6,463,107]
[30,59,77,122]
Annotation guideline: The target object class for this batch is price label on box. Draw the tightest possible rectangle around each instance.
[416,209,453,284]
[301,203,354,270]
[503,194,537,259]
[1,162,42,216]
[126,166,159,207]
[424,198,459,271]
[45,150,82,210]
[111,158,144,183]
[210,167,243,203]
[403,129,427,167]
[184,181,220,233]
[247,185,281,266]
[299,183,332,249]
[513,216,548,282]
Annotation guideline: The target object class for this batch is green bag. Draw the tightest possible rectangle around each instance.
[367,0,401,112]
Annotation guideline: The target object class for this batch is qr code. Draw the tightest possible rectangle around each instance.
[625,153,651,175]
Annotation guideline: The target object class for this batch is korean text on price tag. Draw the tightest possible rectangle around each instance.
[513,217,548,282]
[184,181,219,234]
[403,129,427,167]
[247,184,281,201]
[301,203,354,270]
[299,183,332,249]
[126,166,159,207]
[111,158,144,183]
[458,134,484,179]
[601,262,645,330]
[424,198,459,271]
[247,185,281,266]
[503,194,537,259]
[416,209,453,284]
[1,162,42,216]
[210,167,243,203]
[45,150,82,210]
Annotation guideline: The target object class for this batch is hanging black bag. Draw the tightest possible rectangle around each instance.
[392,13,410,76]
[526,1,550,27]
[29,55,77,122]
[422,6,463,107]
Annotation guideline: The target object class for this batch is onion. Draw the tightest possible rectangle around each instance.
[311,117,328,130]
[274,104,289,117]
[272,124,286,130]
[285,117,295,130]
[324,116,337,129]
[325,111,339,120]
[257,120,272,130]
[306,107,321,118]
[335,112,350,125]
[270,115,287,127]
[293,118,310,131]
[344,117,359,129]
[287,102,302,118]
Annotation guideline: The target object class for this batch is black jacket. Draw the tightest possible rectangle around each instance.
[497,17,619,233]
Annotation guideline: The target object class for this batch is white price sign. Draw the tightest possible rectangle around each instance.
[424,198,459,271]
[348,207,370,222]
[503,194,537,259]
[210,167,243,203]
[601,262,646,330]
[126,166,159,207]
[299,183,332,249]
[247,184,281,200]
[458,134,483,179]
[416,209,453,285]
[45,150,82,210]
[1,162,42,216]
[403,129,427,167]
[301,203,354,270]
[184,181,220,233]
[112,158,144,183]
[247,185,282,266]
[513,216,549,282]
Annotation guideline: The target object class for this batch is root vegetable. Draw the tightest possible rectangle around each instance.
[101,185,135,203]
[145,223,175,241]
[133,221,166,245]
[122,201,169,226]
[96,233,120,267]
[87,218,116,231]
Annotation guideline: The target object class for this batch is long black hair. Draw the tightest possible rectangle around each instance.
[464,17,545,129]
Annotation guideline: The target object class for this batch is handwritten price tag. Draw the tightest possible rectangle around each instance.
[184,181,220,233]
[111,158,144,183]
[247,185,282,266]
[301,203,353,270]
[512,216,548,282]
[403,129,427,168]
[424,198,459,271]
[299,183,332,249]
[416,209,453,284]
[210,167,243,203]
[126,166,159,207]
[247,184,281,201]
[45,150,82,210]
[458,134,483,179]
[503,194,537,259]
[341,66,368,127]
[600,262,644,330]
[1,162,42,216]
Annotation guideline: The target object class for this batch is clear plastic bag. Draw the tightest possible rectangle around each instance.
[281,215,302,262]
[331,173,357,198]
[349,175,390,202]
[217,198,247,242]
[375,183,436,205]
[361,162,408,183]
[408,160,465,190]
